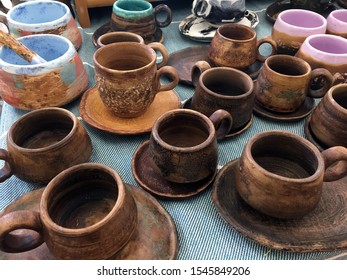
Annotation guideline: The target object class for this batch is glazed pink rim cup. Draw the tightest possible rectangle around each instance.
[327,9,347,38]
[272,9,327,55]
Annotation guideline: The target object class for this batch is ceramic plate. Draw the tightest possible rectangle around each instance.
[79,86,181,135]
[132,141,216,199]
[253,97,315,122]
[179,10,259,42]
[212,159,347,252]
[0,184,178,260]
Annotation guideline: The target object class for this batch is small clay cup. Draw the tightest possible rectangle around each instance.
[208,23,277,70]
[272,9,327,55]
[96,31,144,48]
[191,61,254,131]
[255,54,334,113]
[309,83,347,147]
[0,1,82,50]
[0,163,137,260]
[111,0,172,41]
[327,9,347,39]
[149,108,232,184]
[93,42,179,118]
[0,107,92,184]
[235,130,347,219]
[295,34,347,81]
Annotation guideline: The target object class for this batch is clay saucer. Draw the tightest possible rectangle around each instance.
[92,21,163,47]
[167,45,262,86]
[182,98,253,137]
[253,97,315,122]
[304,115,327,152]
[79,86,181,135]
[0,184,178,260]
[338,0,347,8]
[212,159,347,252]
[132,140,216,199]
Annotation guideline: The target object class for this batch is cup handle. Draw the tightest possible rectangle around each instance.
[321,146,347,182]
[0,210,44,253]
[308,68,334,98]
[256,36,277,62]
[154,4,173,28]
[0,148,13,183]
[156,66,179,92]
[0,14,9,33]
[0,2,9,14]
[209,109,233,141]
[191,61,211,88]
[148,42,169,69]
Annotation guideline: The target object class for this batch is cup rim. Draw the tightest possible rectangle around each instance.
[244,130,324,183]
[303,34,347,57]
[7,0,70,29]
[217,23,256,42]
[277,8,327,29]
[328,83,347,113]
[151,109,215,152]
[7,107,78,153]
[265,54,311,77]
[96,31,145,48]
[113,0,153,18]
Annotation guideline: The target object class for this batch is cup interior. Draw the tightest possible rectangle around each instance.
[9,2,67,24]
[47,168,118,229]
[250,134,319,179]
[11,109,74,150]
[308,35,347,54]
[331,10,347,23]
[332,88,347,110]
[157,113,211,148]
[267,56,308,76]
[280,10,325,28]
[116,0,151,12]
[219,24,255,41]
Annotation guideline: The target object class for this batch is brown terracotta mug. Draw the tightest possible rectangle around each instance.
[93,42,179,118]
[208,23,277,70]
[309,83,347,148]
[255,54,334,113]
[96,31,144,49]
[191,61,254,131]
[0,107,92,184]
[235,130,347,219]
[0,163,138,259]
[149,108,232,184]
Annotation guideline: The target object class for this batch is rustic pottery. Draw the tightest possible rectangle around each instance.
[255,54,333,113]
[0,107,92,184]
[0,1,82,50]
[93,42,178,118]
[208,23,277,70]
[272,9,327,55]
[0,163,138,260]
[111,0,172,43]
[149,108,232,184]
[0,34,88,110]
[309,83,347,148]
[327,9,347,39]
[295,33,347,81]
[235,130,347,219]
[191,60,254,132]
[96,31,144,48]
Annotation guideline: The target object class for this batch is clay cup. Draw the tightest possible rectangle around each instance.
[149,109,232,184]
[235,130,347,219]
[93,42,179,118]
[255,54,334,113]
[0,107,92,184]
[327,9,347,39]
[191,61,254,131]
[0,163,137,260]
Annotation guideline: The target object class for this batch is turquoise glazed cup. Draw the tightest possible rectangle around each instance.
[0,34,88,110]
[0,1,82,50]
[111,0,172,41]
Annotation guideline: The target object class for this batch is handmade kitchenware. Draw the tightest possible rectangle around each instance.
[191,61,254,132]
[308,83,347,148]
[327,9,347,39]
[111,0,172,43]
[0,34,88,110]
[295,33,347,81]
[272,9,327,55]
[208,23,277,70]
[0,0,82,50]
[0,107,92,184]
[0,163,137,260]
[235,130,347,219]
[95,31,144,48]
[255,54,333,113]
[93,42,179,118]
[149,108,232,184]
